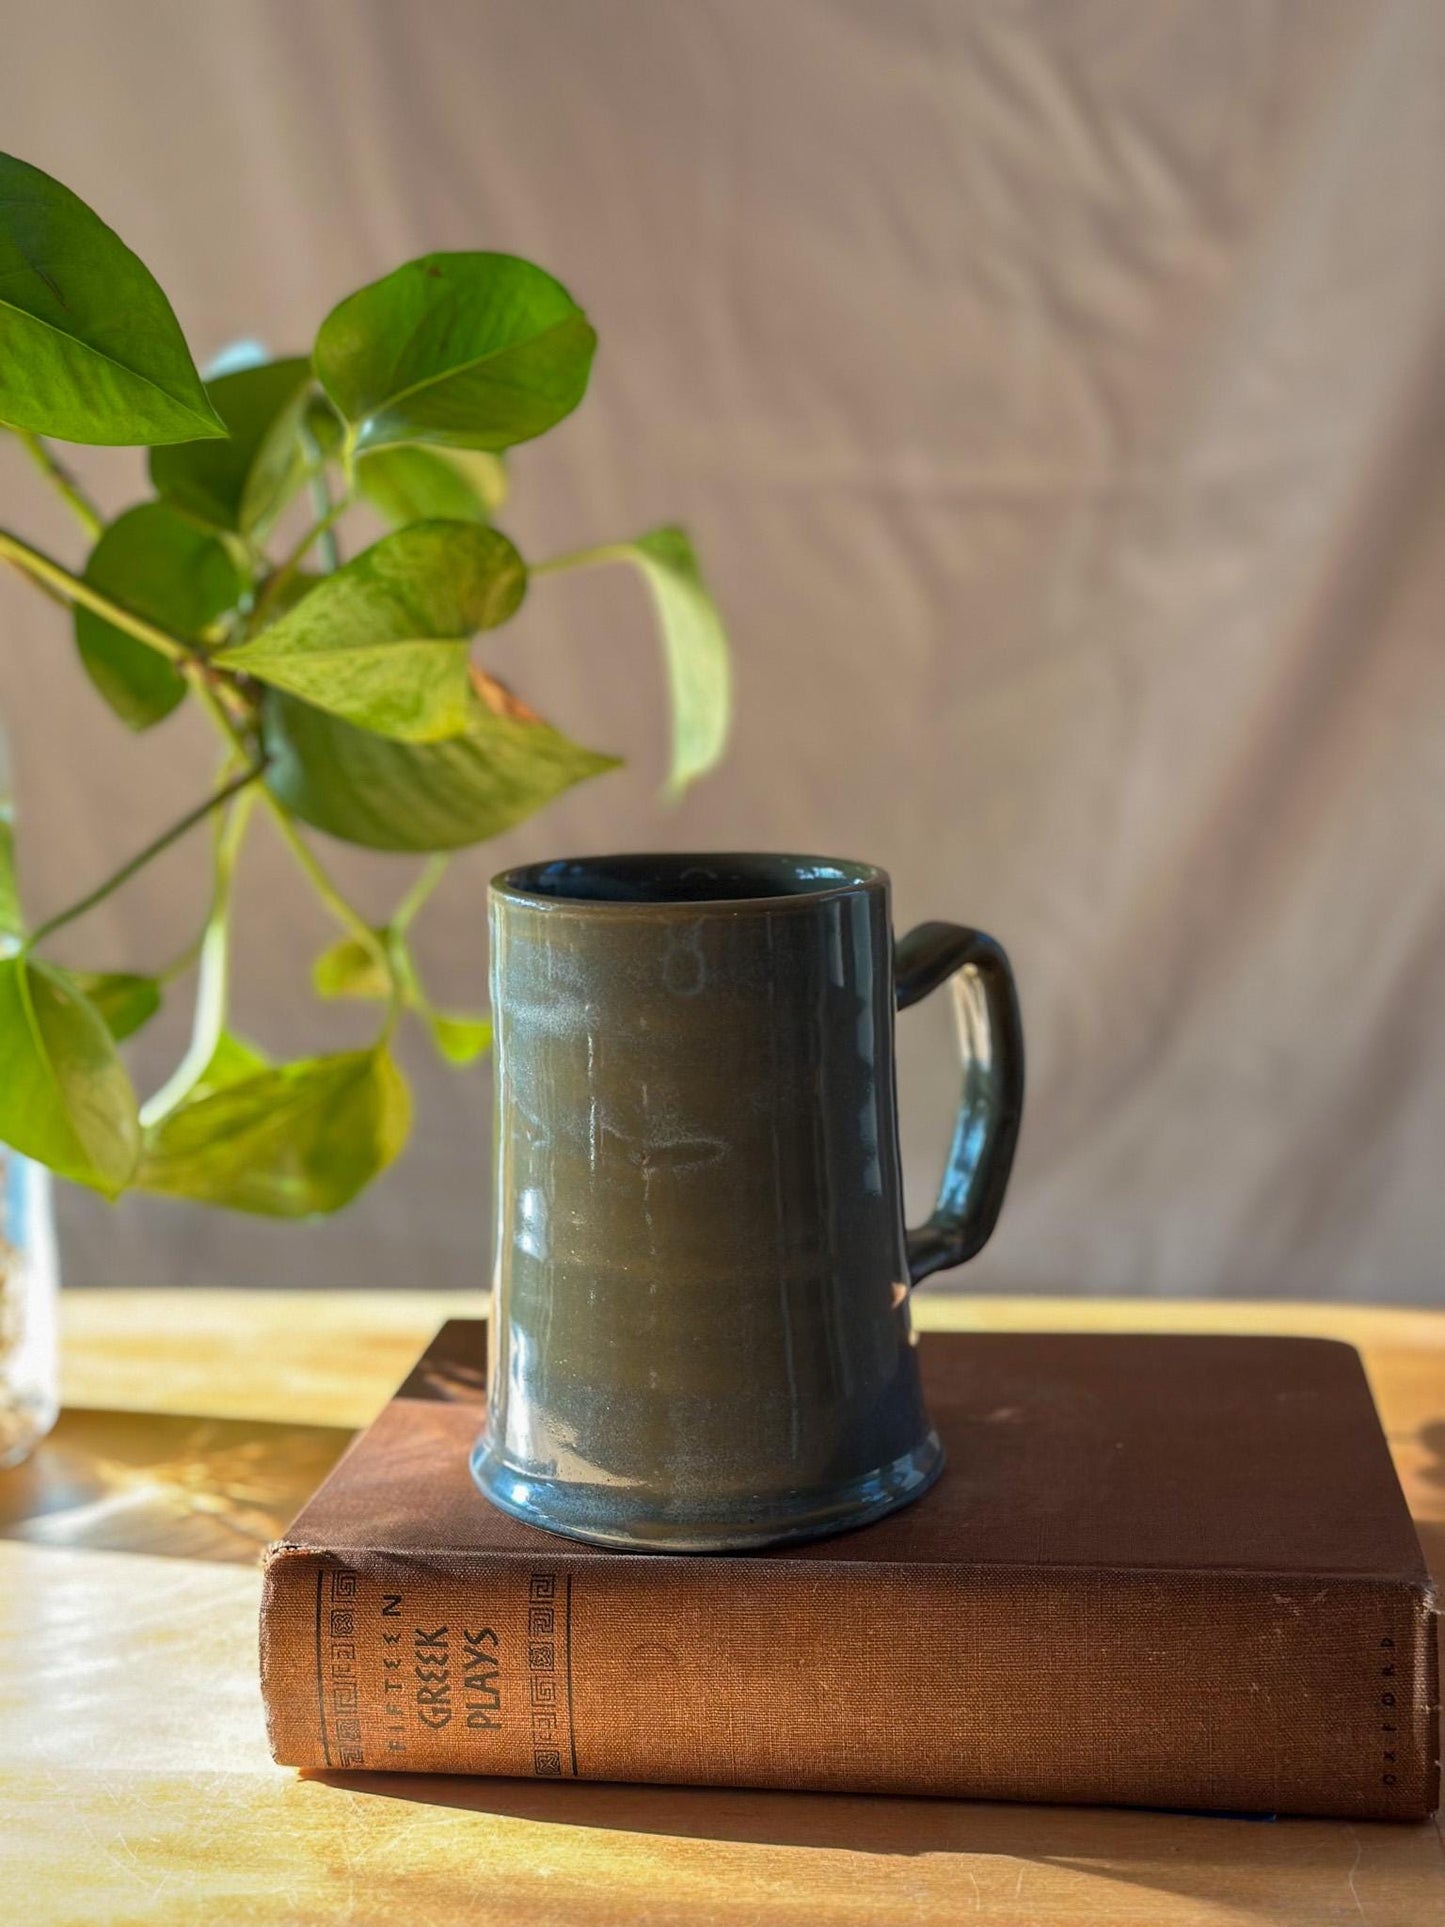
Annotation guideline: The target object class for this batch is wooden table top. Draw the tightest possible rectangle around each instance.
[1,1289,1441,1927]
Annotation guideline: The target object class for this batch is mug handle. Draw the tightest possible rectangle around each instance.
[895,923,1025,1285]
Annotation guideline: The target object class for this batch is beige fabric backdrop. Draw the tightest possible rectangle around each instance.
[0,0,1442,1302]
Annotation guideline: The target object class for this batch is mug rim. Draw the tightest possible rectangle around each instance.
[491,851,889,915]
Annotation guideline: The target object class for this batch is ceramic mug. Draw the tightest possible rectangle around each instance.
[472,853,1024,1551]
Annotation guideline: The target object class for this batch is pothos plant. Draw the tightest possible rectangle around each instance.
[0,153,730,1217]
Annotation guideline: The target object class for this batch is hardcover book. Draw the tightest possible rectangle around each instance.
[261,1322,1439,1819]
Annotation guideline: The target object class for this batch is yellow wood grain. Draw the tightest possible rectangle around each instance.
[0,1288,1437,1927]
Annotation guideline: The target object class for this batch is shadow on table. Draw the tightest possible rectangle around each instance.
[0,1406,353,1561]
[309,1766,1432,1915]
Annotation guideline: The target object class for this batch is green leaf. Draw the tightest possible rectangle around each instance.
[427,1010,492,1066]
[136,1045,409,1217]
[625,527,732,794]
[302,391,345,460]
[311,927,490,1067]
[0,153,225,446]
[149,356,314,536]
[0,956,139,1194]
[75,503,247,729]
[263,673,620,851]
[312,934,388,1001]
[190,1029,270,1100]
[216,521,525,743]
[356,445,508,526]
[315,252,595,454]
[145,1027,272,1126]
[71,970,161,1043]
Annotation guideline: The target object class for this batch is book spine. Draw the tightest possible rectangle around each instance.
[260,1544,1439,1820]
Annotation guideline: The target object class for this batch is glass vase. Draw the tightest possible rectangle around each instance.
[0,1147,60,1467]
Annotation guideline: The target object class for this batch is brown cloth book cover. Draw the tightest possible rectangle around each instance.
[261,1323,1439,1820]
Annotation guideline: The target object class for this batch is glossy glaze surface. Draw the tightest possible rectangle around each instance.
[474,853,1023,1549]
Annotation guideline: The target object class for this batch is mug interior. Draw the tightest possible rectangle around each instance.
[495,852,883,906]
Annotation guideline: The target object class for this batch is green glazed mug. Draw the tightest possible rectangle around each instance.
[472,853,1024,1551]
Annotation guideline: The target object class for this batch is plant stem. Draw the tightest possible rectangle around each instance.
[530,542,636,577]
[306,449,341,574]
[254,496,350,624]
[0,527,191,663]
[26,761,268,949]
[140,788,256,1127]
[189,675,393,985]
[189,675,256,768]
[267,796,392,976]
[151,753,252,984]
[0,556,70,610]
[316,517,341,574]
[16,433,105,538]
[1,525,396,1024]
[391,855,448,934]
